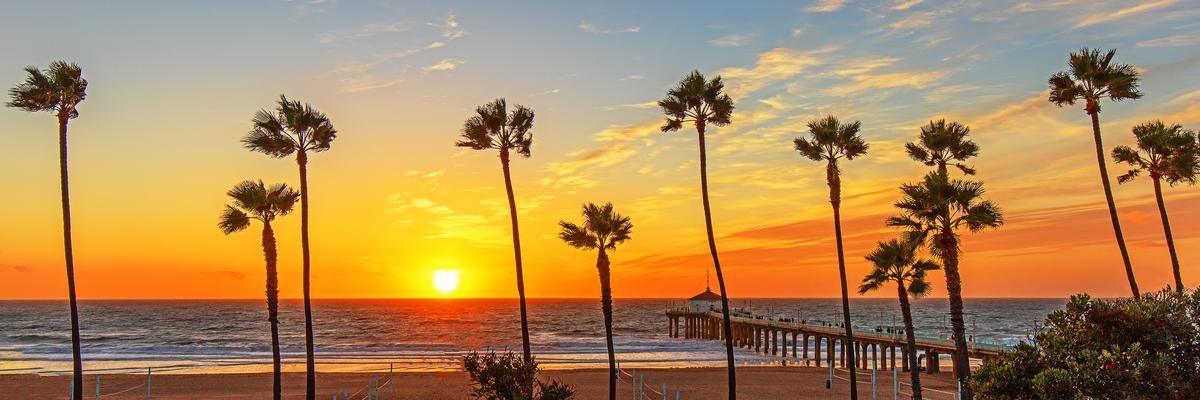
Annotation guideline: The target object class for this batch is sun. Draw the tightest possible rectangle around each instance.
[432,269,462,295]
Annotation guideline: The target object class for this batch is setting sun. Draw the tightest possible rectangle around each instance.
[432,269,462,294]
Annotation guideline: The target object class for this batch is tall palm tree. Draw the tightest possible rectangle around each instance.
[1112,121,1199,293]
[887,172,1003,400]
[456,98,536,364]
[1049,47,1143,297]
[7,60,88,400]
[859,239,940,400]
[218,180,300,400]
[905,119,979,176]
[659,70,737,399]
[558,203,633,400]
[242,95,337,400]
[794,115,868,399]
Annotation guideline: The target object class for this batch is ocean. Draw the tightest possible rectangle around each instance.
[0,298,1064,375]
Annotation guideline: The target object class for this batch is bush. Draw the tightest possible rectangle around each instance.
[970,289,1200,399]
[462,351,575,400]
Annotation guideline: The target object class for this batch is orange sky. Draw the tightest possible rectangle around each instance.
[1,1,1198,300]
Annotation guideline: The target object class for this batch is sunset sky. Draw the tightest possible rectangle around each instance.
[1,0,1198,300]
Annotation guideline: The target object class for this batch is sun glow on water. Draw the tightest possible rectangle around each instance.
[432,269,462,295]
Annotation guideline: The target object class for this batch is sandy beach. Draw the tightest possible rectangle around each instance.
[1,366,962,399]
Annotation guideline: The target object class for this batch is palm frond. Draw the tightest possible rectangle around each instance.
[558,221,597,250]
[218,205,251,235]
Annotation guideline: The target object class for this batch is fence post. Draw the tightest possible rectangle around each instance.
[147,367,152,400]
[96,375,100,400]
[892,364,898,400]
[70,380,74,400]
[675,390,680,400]
[957,380,962,400]
[827,358,833,389]
[872,353,877,400]
[632,369,637,400]
[389,362,394,397]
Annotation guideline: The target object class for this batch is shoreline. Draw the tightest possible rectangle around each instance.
[2,366,963,399]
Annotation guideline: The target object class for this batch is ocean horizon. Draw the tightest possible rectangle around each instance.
[1,298,1065,375]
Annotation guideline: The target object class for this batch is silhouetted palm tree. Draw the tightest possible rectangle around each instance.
[1049,47,1143,297]
[859,239,940,400]
[888,172,1003,400]
[242,95,337,400]
[1113,121,1199,293]
[659,70,737,399]
[218,180,299,400]
[558,202,633,400]
[906,119,978,175]
[794,115,868,399]
[7,61,88,400]
[456,98,536,364]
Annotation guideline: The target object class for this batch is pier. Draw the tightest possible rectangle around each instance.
[666,308,1009,377]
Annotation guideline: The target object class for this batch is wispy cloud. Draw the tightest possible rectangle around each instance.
[822,69,947,96]
[1137,32,1200,47]
[805,0,848,13]
[423,58,464,72]
[578,20,641,34]
[710,33,751,47]
[618,74,645,81]
[288,0,335,17]
[717,47,827,100]
[529,88,560,96]
[1073,0,1178,30]
[427,12,466,39]
[318,22,409,44]
[891,0,923,10]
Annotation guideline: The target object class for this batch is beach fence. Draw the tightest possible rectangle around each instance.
[65,362,401,400]
[616,363,682,400]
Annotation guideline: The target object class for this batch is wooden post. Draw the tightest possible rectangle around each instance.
[771,329,778,356]
[803,334,810,365]
[792,332,798,358]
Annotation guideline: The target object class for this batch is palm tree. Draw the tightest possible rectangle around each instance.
[905,119,979,175]
[218,180,300,400]
[1112,121,1199,293]
[859,239,940,400]
[659,70,737,399]
[456,98,536,364]
[794,115,868,399]
[242,95,337,400]
[887,172,1003,400]
[7,60,88,400]
[558,202,633,400]
[1049,47,1143,297]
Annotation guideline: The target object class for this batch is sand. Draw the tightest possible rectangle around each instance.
[1,366,962,399]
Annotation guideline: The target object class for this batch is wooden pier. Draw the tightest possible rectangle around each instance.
[666,309,1009,376]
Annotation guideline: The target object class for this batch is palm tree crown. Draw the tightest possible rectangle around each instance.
[1048,48,1142,115]
[794,115,868,166]
[243,95,337,158]
[456,98,534,157]
[658,70,733,133]
[887,172,1004,257]
[219,180,300,234]
[7,61,88,118]
[1113,121,1199,185]
[858,239,939,296]
[559,203,633,251]
[905,120,978,175]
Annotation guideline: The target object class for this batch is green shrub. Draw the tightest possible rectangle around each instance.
[462,351,575,400]
[971,289,1200,399]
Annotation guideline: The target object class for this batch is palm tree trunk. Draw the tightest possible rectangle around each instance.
[1089,110,1139,298]
[262,222,282,400]
[1151,177,1183,292]
[297,152,316,400]
[939,232,971,400]
[696,124,737,400]
[896,283,922,400]
[59,115,83,400]
[500,149,533,365]
[597,248,617,400]
[828,163,859,399]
